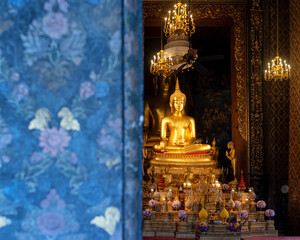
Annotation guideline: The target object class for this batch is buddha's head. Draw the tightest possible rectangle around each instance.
[227,141,234,149]
[170,78,186,113]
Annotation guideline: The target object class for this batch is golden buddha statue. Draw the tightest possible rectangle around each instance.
[154,78,211,154]
[147,78,218,181]
[226,141,237,180]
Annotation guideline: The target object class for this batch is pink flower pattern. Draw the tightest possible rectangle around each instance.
[13,83,29,99]
[79,81,95,99]
[43,12,69,39]
[39,128,71,157]
[256,200,266,209]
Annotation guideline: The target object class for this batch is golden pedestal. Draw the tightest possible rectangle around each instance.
[176,221,195,239]
[196,230,241,240]
[155,221,176,237]
[177,221,190,232]
[143,220,155,237]
[248,221,266,231]
[186,211,197,223]
[249,202,256,213]
[266,220,275,230]
[256,211,265,222]
[211,224,231,235]
[150,152,217,174]
[248,213,257,222]
[241,221,249,232]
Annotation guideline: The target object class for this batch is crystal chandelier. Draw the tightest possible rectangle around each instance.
[150,50,174,77]
[265,56,291,81]
[164,2,195,37]
[150,24,174,77]
[264,0,291,81]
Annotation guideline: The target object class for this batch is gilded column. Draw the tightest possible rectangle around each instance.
[249,0,264,195]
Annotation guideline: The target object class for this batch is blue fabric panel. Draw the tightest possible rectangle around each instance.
[0,0,143,239]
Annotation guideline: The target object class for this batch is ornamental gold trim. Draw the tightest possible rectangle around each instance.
[143,2,248,140]
[249,1,263,176]
[143,0,247,3]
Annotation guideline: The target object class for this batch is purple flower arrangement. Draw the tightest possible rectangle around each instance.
[256,200,266,210]
[178,210,187,220]
[265,209,275,219]
[227,222,242,232]
[148,199,157,209]
[197,222,210,232]
[234,200,241,209]
[222,184,231,192]
[142,209,152,219]
[238,210,248,220]
[172,200,181,210]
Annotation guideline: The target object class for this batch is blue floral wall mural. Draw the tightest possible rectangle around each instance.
[0,0,143,239]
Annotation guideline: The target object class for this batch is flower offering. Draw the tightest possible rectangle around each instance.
[238,210,248,220]
[265,209,275,219]
[197,222,210,232]
[234,200,241,209]
[172,200,181,210]
[222,184,230,192]
[227,222,242,232]
[142,209,152,218]
[178,210,187,219]
[256,200,266,209]
[148,199,157,209]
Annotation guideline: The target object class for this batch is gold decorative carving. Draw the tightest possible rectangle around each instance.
[249,0,263,176]
[289,0,300,218]
[143,2,248,141]
[143,0,247,3]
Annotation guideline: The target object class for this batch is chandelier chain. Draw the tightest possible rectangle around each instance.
[264,0,291,81]
[276,0,279,56]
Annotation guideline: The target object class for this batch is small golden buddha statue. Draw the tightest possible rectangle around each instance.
[154,78,211,154]
[226,141,237,179]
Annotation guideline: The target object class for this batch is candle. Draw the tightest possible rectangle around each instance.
[231,189,234,199]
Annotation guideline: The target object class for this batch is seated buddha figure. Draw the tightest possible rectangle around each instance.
[154,79,211,154]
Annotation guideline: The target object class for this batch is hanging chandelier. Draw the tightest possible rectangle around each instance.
[150,49,174,77]
[164,2,195,37]
[264,0,291,81]
[150,22,174,77]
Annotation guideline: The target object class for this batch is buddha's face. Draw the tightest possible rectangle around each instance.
[172,96,185,112]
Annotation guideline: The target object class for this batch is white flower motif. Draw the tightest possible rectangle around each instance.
[0,216,12,228]
[91,207,120,236]
[28,108,51,131]
[58,107,80,131]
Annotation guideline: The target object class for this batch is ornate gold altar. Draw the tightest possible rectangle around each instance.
[143,0,252,185]
[142,0,270,238]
